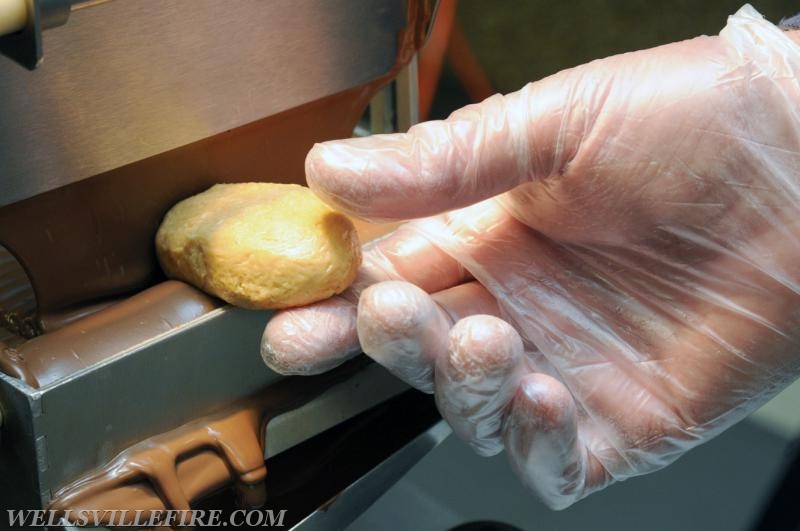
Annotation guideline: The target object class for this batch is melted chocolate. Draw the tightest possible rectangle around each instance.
[0,224,398,388]
[48,359,368,526]
[5,2,434,521]
[49,409,265,524]
[198,390,440,529]
[0,0,429,384]
[0,281,221,388]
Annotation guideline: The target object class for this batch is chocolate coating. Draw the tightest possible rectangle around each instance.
[0,281,220,388]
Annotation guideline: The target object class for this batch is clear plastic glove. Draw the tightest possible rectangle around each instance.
[262,6,800,508]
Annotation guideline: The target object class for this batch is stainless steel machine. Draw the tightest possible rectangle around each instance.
[0,1,446,528]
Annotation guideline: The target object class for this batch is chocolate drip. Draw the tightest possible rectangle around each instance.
[49,408,265,522]
[48,360,368,527]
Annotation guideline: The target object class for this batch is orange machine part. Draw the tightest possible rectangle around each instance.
[418,0,494,120]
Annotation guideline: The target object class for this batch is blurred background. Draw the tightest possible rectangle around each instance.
[426,0,798,118]
[349,1,800,530]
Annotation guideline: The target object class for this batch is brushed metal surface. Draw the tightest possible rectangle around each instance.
[33,307,278,504]
[292,420,450,531]
[264,363,409,459]
[0,306,412,510]
[0,0,406,207]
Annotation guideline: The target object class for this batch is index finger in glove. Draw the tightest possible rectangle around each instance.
[304,73,586,222]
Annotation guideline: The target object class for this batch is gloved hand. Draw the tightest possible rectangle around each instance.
[262,6,800,509]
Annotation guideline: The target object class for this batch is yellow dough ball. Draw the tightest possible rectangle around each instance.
[156,183,362,309]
